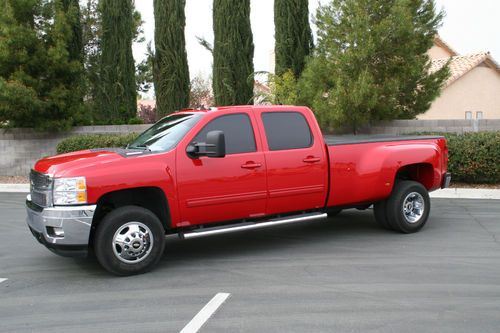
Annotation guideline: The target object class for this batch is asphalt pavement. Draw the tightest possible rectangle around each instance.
[1,192,500,333]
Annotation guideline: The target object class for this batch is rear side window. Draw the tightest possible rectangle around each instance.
[262,112,313,150]
[193,114,256,154]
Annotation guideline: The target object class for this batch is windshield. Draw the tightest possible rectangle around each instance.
[128,113,203,152]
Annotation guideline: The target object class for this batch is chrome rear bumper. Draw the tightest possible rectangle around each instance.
[441,172,452,189]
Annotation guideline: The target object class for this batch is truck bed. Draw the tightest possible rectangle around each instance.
[324,133,447,207]
[324,134,444,146]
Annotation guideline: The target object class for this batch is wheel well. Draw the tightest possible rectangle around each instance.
[395,163,434,189]
[91,187,171,241]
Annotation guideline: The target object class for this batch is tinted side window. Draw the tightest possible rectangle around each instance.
[194,114,256,154]
[262,112,313,150]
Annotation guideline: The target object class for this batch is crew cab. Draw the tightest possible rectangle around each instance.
[26,105,451,275]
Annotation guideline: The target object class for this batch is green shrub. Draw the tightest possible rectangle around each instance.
[57,133,139,154]
[413,131,499,184]
[444,132,500,184]
[127,117,144,125]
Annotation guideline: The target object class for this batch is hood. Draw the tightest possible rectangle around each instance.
[34,148,150,177]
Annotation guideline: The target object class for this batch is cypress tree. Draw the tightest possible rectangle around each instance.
[58,0,84,119]
[81,0,101,108]
[98,0,136,123]
[274,0,313,77]
[213,0,254,106]
[61,0,83,63]
[153,0,190,117]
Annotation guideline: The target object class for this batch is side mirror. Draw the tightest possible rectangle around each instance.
[205,130,226,157]
[187,130,226,158]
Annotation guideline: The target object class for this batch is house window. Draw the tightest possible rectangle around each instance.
[465,111,472,120]
[476,111,483,120]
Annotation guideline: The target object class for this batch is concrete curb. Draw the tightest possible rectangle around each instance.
[0,184,29,193]
[430,188,500,200]
[0,184,499,199]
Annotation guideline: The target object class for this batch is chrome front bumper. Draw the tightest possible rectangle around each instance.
[26,195,96,257]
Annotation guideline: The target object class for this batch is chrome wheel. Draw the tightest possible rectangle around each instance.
[112,222,154,264]
[402,192,425,224]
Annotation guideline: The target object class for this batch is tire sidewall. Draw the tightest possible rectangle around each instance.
[95,206,166,276]
[388,181,430,233]
[374,200,392,230]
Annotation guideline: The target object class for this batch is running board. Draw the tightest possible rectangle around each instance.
[179,212,327,240]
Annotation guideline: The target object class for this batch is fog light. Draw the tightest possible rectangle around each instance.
[47,227,65,238]
[54,228,65,237]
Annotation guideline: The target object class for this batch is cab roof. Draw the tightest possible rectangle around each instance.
[176,105,307,114]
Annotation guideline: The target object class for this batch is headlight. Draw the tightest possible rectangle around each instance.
[53,177,87,205]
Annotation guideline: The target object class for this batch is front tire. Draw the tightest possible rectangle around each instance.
[94,206,166,276]
[386,181,430,233]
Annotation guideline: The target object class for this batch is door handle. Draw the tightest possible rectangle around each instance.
[303,156,321,163]
[241,162,262,169]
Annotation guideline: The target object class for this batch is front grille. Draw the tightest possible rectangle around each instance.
[31,190,51,207]
[30,170,51,190]
[30,170,52,207]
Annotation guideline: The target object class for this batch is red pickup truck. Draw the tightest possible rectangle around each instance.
[26,105,451,275]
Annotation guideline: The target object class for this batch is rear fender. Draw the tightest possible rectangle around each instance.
[383,144,442,192]
[327,142,442,207]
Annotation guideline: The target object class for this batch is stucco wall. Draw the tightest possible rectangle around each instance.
[420,65,500,120]
[2,121,500,176]
[428,45,453,60]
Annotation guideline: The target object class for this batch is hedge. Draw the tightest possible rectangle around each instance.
[443,132,500,184]
[411,131,499,184]
[56,131,500,184]
[56,133,139,154]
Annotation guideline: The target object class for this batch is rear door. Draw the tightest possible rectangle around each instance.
[176,112,267,226]
[255,109,328,215]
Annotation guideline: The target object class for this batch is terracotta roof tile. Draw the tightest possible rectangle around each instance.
[430,52,500,87]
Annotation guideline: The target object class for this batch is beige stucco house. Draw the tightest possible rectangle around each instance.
[419,36,500,120]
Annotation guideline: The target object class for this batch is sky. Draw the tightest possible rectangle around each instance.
[133,0,500,85]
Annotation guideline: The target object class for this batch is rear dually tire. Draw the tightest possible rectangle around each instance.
[385,181,430,233]
[373,200,392,230]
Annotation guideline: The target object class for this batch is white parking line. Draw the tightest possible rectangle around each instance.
[180,292,231,333]
[0,278,7,284]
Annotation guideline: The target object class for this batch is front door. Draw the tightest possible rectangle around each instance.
[176,112,267,226]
